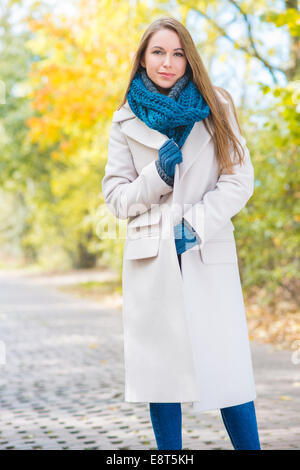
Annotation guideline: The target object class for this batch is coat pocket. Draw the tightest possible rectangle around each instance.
[125,207,161,259]
[127,206,161,239]
[124,237,160,260]
[200,240,238,264]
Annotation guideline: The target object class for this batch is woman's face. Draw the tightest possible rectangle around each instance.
[140,28,187,95]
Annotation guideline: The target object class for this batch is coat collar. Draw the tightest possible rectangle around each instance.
[112,101,168,150]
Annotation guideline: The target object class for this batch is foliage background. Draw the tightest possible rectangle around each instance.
[0,0,299,345]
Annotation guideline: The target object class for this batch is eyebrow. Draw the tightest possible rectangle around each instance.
[151,46,184,51]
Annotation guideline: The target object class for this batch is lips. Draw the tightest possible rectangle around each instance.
[159,73,175,77]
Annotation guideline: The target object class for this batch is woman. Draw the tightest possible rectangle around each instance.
[102,16,261,450]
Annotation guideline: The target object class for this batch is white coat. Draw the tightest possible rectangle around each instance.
[101,88,257,413]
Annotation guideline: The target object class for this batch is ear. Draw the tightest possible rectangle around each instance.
[140,51,146,68]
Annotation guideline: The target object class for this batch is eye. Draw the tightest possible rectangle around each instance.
[152,51,184,57]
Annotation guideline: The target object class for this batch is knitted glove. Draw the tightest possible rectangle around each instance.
[174,219,199,255]
[158,138,182,179]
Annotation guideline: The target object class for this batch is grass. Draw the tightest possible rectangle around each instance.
[58,279,123,309]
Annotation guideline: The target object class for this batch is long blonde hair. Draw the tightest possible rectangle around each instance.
[118,16,246,175]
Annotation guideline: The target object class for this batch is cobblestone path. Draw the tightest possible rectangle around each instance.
[0,270,299,450]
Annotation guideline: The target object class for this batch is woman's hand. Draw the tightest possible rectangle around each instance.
[158,138,182,179]
[174,220,199,255]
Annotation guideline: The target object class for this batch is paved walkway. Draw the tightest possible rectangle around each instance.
[0,269,299,450]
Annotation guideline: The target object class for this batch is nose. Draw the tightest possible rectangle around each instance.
[162,54,172,67]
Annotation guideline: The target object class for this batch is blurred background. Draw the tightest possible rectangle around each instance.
[0,0,299,350]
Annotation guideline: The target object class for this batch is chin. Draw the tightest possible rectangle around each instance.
[157,79,176,88]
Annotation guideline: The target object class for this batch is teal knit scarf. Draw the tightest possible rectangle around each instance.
[127,68,211,148]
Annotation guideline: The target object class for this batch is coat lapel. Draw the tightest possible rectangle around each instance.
[121,116,169,150]
[179,120,212,182]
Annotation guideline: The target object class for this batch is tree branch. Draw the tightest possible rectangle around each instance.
[228,0,283,82]
[192,4,285,84]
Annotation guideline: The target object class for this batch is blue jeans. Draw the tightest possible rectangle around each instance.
[149,400,261,450]
[149,254,261,450]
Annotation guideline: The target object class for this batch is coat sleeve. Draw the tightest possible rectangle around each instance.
[101,121,173,220]
[183,100,254,249]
